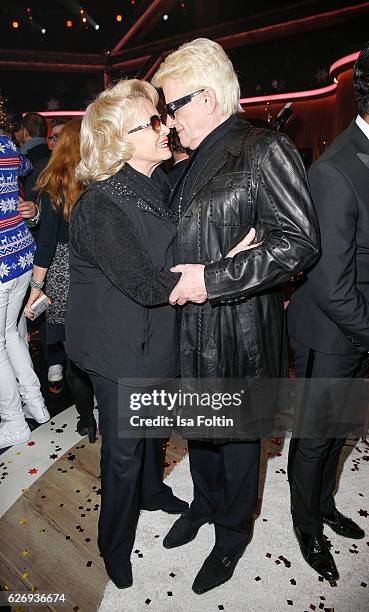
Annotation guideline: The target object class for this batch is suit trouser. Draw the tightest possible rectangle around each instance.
[288,339,369,535]
[90,373,171,580]
[188,438,260,551]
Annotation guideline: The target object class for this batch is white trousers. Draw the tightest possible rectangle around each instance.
[0,271,42,425]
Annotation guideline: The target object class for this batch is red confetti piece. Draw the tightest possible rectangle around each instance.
[27,441,35,446]
[28,468,38,475]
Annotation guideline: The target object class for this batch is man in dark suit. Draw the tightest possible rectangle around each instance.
[287,42,369,581]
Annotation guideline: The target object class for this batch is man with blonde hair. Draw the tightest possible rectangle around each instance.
[152,38,319,594]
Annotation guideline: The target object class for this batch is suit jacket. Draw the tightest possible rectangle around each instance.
[287,119,369,354]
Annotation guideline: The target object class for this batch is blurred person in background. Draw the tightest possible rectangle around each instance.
[168,127,190,186]
[48,119,69,151]
[24,118,97,442]
[20,112,66,392]
[0,134,49,449]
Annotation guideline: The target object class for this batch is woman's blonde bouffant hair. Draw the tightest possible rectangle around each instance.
[151,38,242,115]
[76,79,159,183]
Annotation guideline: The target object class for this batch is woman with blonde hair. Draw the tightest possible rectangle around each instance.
[25,118,96,442]
[65,79,189,589]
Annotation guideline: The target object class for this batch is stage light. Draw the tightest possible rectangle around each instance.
[82,17,87,23]
[95,24,100,30]
[66,19,72,28]
[163,14,169,21]
[80,9,84,14]
[116,14,123,22]
[12,21,19,29]
[26,7,31,13]
[41,28,46,34]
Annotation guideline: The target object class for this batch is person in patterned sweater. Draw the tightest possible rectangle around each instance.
[0,134,49,450]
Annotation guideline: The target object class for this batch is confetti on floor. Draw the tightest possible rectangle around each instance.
[99,438,369,612]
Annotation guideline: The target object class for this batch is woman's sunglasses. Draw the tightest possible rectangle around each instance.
[127,114,162,134]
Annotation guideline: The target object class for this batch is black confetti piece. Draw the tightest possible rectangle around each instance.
[145,599,151,605]
[169,572,175,577]
[218,607,224,611]
[167,591,173,596]
[287,601,293,606]
[255,576,261,581]
[290,579,296,585]
[361,582,367,588]
[86,561,92,567]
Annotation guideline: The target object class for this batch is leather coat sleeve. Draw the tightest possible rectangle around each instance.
[204,134,320,304]
[303,161,369,350]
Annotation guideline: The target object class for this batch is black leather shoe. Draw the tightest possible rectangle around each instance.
[142,495,189,515]
[192,545,246,594]
[322,508,365,539]
[163,512,212,549]
[294,525,339,581]
[76,414,97,443]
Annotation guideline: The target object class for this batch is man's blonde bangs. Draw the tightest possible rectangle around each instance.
[152,38,242,115]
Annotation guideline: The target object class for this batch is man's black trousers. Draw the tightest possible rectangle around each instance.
[288,338,369,535]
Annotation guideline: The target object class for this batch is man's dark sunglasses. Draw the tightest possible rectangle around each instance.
[127,114,162,134]
[165,89,205,119]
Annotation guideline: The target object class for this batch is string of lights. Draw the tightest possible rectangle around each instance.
[6,1,179,34]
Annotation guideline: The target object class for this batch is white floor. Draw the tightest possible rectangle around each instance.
[99,438,369,612]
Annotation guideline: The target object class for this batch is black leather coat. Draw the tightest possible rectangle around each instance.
[175,119,320,379]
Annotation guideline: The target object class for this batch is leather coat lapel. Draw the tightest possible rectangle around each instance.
[179,150,229,216]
